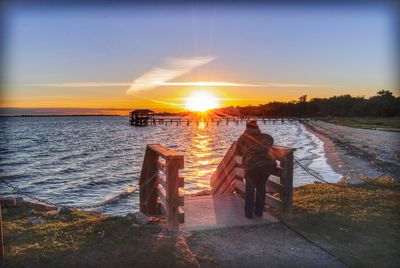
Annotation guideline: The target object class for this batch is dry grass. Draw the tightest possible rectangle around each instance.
[288,177,400,268]
[2,177,399,267]
[323,117,400,131]
[1,205,198,268]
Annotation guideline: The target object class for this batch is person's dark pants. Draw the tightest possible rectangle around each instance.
[245,167,273,218]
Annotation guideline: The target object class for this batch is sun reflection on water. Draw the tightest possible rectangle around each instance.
[182,122,216,193]
[197,121,206,130]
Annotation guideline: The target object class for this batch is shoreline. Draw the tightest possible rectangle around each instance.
[302,120,395,180]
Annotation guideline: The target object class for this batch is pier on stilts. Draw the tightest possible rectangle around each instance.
[139,142,295,231]
[130,114,308,127]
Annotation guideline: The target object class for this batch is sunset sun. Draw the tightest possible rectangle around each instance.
[184,91,219,112]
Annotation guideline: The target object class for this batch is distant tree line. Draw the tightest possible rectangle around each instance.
[213,90,400,117]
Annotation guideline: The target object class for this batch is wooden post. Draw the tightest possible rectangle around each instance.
[166,158,180,231]
[139,148,159,214]
[0,205,4,261]
[140,144,184,231]
[280,151,294,218]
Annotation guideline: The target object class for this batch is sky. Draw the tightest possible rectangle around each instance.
[0,1,398,114]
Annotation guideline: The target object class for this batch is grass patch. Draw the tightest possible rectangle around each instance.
[322,117,400,131]
[1,205,198,267]
[2,178,399,267]
[287,177,400,268]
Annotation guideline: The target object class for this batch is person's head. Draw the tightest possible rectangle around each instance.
[246,120,259,130]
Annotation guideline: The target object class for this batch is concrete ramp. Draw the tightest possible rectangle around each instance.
[180,195,278,231]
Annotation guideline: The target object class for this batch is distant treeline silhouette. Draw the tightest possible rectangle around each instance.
[213,90,399,117]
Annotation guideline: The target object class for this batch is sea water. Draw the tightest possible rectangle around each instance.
[0,116,342,215]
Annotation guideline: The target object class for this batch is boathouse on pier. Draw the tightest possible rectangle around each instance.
[129,109,155,126]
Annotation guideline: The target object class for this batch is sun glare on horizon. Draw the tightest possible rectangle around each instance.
[184,91,219,112]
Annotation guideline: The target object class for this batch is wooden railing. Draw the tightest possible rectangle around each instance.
[139,144,184,231]
[211,141,295,217]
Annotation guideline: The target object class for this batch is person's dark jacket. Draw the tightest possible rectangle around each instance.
[236,127,275,176]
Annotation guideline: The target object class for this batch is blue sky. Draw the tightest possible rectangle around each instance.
[1,2,398,112]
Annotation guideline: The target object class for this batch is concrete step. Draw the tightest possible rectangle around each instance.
[180,194,278,231]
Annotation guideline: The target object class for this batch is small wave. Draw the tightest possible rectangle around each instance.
[98,186,137,207]
[1,173,30,181]
[59,167,79,174]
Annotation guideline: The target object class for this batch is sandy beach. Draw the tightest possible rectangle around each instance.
[304,120,400,180]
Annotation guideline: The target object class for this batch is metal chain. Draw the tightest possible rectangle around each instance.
[293,157,339,185]
[293,156,392,186]
[1,177,61,207]
[2,158,355,210]
[0,171,159,210]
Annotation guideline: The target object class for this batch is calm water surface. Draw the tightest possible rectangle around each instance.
[0,116,342,215]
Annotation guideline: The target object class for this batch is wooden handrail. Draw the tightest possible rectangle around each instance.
[147,144,184,161]
[210,141,295,218]
[139,144,184,231]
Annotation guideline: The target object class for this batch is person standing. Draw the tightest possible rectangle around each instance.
[236,120,276,218]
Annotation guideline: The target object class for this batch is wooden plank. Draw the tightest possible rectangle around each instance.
[211,161,236,195]
[210,142,236,187]
[235,167,244,178]
[235,179,245,193]
[139,148,159,214]
[269,175,281,184]
[214,166,237,195]
[234,179,283,194]
[265,194,284,210]
[270,146,296,161]
[211,149,236,190]
[178,195,184,206]
[272,145,296,152]
[237,147,295,163]
[211,157,236,188]
[272,167,283,178]
[178,207,185,223]
[156,174,167,190]
[236,167,282,185]
[235,160,280,178]
[235,155,243,165]
[281,152,294,217]
[225,178,237,194]
[267,180,283,193]
[165,158,181,231]
[157,159,166,174]
[157,184,167,209]
[148,144,184,162]
[157,199,166,214]
[178,176,184,188]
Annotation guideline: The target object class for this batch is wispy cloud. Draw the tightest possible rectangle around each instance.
[263,83,332,88]
[34,82,130,88]
[28,80,264,88]
[18,81,330,88]
[159,81,263,87]
[126,56,215,94]
[10,56,332,91]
